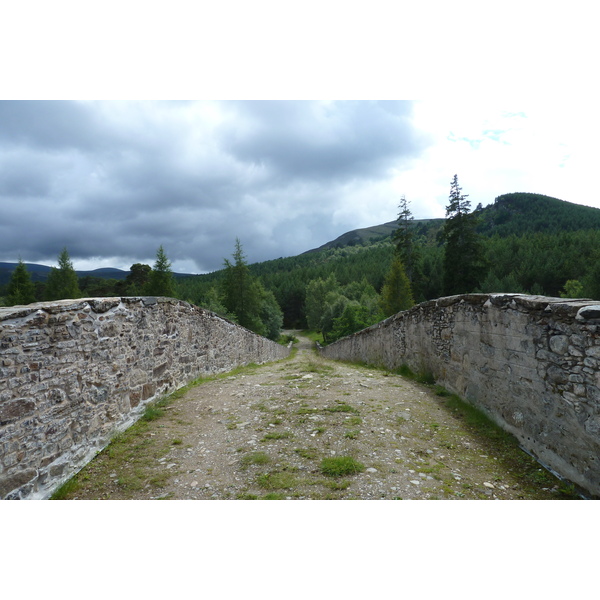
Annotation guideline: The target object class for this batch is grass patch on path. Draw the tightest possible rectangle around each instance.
[320,456,365,477]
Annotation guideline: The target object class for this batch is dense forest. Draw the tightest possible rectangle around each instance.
[3,188,600,344]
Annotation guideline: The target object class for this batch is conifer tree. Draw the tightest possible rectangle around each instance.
[441,175,488,295]
[583,261,600,300]
[379,256,414,317]
[45,248,81,300]
[6,258,36,305]
[146,246,176,297]
[221,239,264,332]
[392,195,424,300]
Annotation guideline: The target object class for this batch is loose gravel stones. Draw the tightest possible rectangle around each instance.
[64,332,573,500]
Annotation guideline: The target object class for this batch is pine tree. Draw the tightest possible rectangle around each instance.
[6,258,36,306]
[441,175,488,295]
[221,239,263,331]
[583,261,600,300]
[45,248,81,300]
[392,195,424,300]
[379,256,414,317]
[393,196,415,275]
[146,246,176,297]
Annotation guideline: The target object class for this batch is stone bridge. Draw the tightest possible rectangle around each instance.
[3,293,600,499]
[319,293,600,497]
[0,297,290,499]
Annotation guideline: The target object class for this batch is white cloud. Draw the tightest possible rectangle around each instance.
[2,97,599,273]
[396,100,600,219]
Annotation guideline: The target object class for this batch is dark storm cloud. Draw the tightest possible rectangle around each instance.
[0,100,430,273]
[0,101,109,151]
[220,101,424,181]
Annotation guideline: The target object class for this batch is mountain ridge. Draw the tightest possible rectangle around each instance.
[3,192,600,288]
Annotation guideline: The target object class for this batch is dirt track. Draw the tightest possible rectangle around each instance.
[59,332,576,500]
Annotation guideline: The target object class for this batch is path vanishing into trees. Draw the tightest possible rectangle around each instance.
[56,333,578,500]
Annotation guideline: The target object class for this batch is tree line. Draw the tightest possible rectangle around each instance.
[1,241,284,342]
[2,246,177,307]
[4,176,600,344]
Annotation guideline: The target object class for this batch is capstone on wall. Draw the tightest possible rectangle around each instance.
[0,297,290,500]
[319,293,600,497]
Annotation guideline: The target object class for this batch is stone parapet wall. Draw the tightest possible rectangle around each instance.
[0,297,290,499]
[319,294,600,497]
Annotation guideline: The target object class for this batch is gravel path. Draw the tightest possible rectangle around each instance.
[62,332,574,500]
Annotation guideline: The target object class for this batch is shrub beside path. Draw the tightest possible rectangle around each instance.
[56,332,579,500]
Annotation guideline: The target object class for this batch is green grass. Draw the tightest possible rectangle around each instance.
[256,472,298,490]
[300,330,324,345]
[294,448,318,460]
[394,363,434,384]
[240,451,271,467]
[395,364,414,378]
[323,403,359,414]
[303,359,335,375]
[142,406,164,421]
[50,476,80,500]
[320,456,365,477]
[442,391,509,441]
[433,385,582,499]
[47,360,272,500]
[323,479,351,490]
[261,431,293,441]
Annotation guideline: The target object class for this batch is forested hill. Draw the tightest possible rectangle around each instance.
[5,191,600,330]
[476,193,600,236]
[302,218,446,254]
[300,192,600,255]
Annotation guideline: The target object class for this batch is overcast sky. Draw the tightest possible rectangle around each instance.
[2,98,598,274]
[1,3,598,275]
[4,0,595,575]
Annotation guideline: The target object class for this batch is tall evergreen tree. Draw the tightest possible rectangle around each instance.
[380,256,414,317]
[6,258,36,305]
[392,195,424,300]
[45,248,81,300]
[221,239,263,331]
[441,175,488,295]
[583,261,600,300]
[147,246,176,297]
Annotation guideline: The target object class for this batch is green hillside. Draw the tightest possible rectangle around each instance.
[476,192,600,236]
[4,191,600,334]
[300,192,600,253]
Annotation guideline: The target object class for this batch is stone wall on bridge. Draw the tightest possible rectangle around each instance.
[319,294,600,497]
[0,297,290,500]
